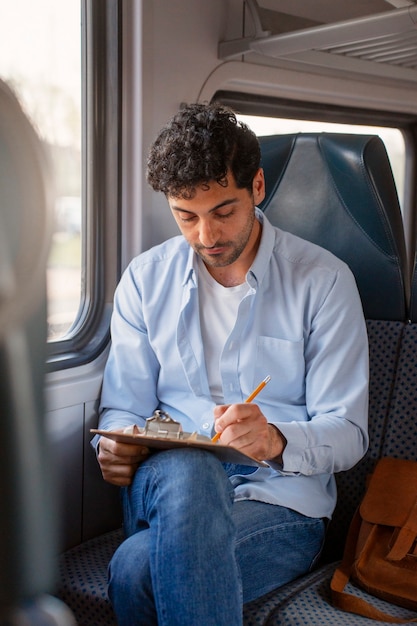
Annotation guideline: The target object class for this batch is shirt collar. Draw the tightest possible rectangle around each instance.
[247,208,276,287]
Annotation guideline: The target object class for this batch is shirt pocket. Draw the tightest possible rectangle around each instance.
[255,336,305,403]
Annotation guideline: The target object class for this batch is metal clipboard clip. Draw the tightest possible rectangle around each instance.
[143,409,183,439]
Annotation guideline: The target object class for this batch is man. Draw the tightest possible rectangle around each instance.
[94,103,369,626]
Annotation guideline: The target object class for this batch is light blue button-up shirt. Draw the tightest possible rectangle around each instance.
[96,211,369,519]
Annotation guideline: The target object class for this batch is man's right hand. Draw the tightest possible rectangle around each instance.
[97,431,150,486]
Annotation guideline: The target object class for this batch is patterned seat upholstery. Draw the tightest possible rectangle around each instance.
[57,529,122,626]
[382,323,417,462]
[243,563,417,625]
[55,133,412,625]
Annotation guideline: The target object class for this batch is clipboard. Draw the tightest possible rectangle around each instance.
[91,409,268,468]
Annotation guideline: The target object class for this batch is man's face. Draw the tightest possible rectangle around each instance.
[168,169,265,272]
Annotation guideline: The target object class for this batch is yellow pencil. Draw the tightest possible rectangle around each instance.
[211,375,271,443]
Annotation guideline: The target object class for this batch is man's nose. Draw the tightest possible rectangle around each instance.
[199,219,219,247]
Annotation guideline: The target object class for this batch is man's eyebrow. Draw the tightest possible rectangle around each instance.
[171,198,239,214]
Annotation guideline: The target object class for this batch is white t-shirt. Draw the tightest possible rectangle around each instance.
[197,257,249,404]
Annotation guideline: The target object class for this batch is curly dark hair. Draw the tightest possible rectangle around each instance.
[146,102,261,199]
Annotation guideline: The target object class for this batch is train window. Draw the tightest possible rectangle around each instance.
[0,1,82,341]
[1,1,121,368]
[237,114,406,212]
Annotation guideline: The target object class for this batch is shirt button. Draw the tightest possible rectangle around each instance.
[202,422,211,430]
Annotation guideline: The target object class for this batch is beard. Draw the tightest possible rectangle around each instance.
[193,209,256,268]
[194,242,246,267]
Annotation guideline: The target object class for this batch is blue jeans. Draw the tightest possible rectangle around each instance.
[108,448,325,626]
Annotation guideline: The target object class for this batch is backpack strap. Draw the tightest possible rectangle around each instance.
[387,496,417,561]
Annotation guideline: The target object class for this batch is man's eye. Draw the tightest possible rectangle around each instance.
[216,210,233,219]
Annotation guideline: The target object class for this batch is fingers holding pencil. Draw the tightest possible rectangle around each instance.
[211,375,271,443]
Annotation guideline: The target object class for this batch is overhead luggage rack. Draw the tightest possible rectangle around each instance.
[219,0,417,84]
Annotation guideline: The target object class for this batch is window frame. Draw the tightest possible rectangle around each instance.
[46,0,122,371]
[215,91,417,130]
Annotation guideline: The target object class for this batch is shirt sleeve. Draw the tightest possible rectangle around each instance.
[274,263,369,476]
[92,263,160,449]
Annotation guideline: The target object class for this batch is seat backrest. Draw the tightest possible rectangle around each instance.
[259,132,410,562]
[0,80,74,621]
[408,260,417,323]
[259,133,409,321]
[384,258,417,465]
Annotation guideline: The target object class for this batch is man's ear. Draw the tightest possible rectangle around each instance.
[253,168,266,205]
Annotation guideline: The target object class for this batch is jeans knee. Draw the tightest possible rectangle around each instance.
[124,449,235,538]
[136,448,233,504]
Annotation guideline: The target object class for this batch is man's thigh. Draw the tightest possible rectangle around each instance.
[232,500,325,603]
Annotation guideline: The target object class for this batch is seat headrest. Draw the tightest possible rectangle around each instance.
[259,133,409,321]
[0,80,53,336]
[0,79,57,608]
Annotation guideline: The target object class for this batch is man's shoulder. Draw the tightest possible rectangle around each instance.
[130,235,189,270]
[259,211,348,276]
[272,226,349,275]
[117,236,192,300]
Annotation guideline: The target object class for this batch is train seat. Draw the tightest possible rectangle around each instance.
[0,79,76,624]
[56,133,412,625]
[257,133,409,563]
[242,134,413,623]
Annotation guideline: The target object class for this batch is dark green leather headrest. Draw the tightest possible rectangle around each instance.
[259,133,408,321]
